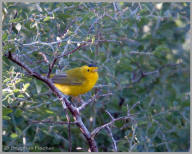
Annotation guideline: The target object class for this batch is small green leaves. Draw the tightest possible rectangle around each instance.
[3,116,11,120]
[10,133,18,139]
[3,108,13,116]
[45,109,54,114]
[9,17,23,23]
[43,16,51,22]
[2,32,8,41]
[22,83,30,92]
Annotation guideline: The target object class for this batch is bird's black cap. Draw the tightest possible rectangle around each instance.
[88,64,97,67]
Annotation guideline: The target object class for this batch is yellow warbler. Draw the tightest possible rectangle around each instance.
[51,65,99,96]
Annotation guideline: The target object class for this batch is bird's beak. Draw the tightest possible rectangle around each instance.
[93,67,98,72]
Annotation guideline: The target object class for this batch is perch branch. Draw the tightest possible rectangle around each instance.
[4,51,98,152]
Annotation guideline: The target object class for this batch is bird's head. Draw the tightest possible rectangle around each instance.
[81,64,98,78]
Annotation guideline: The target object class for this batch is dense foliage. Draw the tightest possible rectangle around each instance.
[2,2,190,152]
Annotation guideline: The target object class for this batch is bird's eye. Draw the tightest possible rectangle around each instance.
[87,69,90,72]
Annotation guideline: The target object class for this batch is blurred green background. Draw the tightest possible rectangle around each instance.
[2,2,190,152]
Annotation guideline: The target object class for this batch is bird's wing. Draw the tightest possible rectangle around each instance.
[51,73,85,85]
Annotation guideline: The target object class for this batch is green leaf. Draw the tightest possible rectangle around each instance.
[13,89,20,93]
[10,133,18,138]
[3,116,11,120]
[9,17,23,23]
[15,109,23,117]
[45,109,54,114]
[175,19,185,28]
[18,94,24,98]
[22,83,30,92]
[91,36,95,44]
[3,108,13,116]
[43,16,51,22]
[2,32,8,41]
[3,43,16,52]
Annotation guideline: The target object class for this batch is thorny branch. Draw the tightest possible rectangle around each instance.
[4,51,98,152]
[105,110,117,151]
[60,96,72,152]
[60,42,89,58]
[5,50,136,152]
[4,45,179,152]
[65,110,72,152]
[47,57,57,78]
[47,41,89,78]
[126,63,180,88]
[91,115,134,138]
[106,126,117,152]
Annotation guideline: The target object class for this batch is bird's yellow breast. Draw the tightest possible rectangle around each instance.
[54,72,98,96]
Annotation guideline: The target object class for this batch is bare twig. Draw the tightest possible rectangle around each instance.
[143,70,159,76]
[126,70,145,87]
[47,57,58,78]
[78,94,99,111]
[29,120,77,125]
[112,2,118,20]
[98,93,113,97]
[61,97,72,151]
[65,110,72,152]
[113,2,117,12]
[59,19,76,39]
[105,110,114,120]
[61,42,88,57]
[91,115,133,138]
[88,14,104,34]
[126,63,180,88]
[78,93,112,111]
[38,52,49,63]
[94,84,114,88]
[47,41,90,77]
[129,51,153,56]
[24,41,55,51]
[105,126,117,152]
[128,101,140,113]
[23,40,64,47]
[129,124,137,152]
